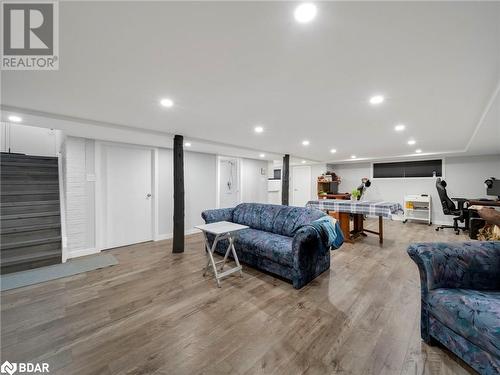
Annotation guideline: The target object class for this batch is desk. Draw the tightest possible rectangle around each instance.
[467,199,500,207]
[306,200,402,244]
[467,202,500,239]
[318,193,351,200]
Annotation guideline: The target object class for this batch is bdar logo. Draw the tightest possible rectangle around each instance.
[0,361,17,375]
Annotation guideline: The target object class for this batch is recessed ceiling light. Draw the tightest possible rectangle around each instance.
[369,95,385,105]
[254,126,264,133]
[184,142,191,147]
[302,140,310,146]
[160,98,174,108]
[330,149,337,153]
[351,155,357,159]
[294,3,317,23]
[8,115,22,122]
[407,139,416,145]
[394,124,405,131]
[301,160,307,164]
[415,149,422,153]
[259,153,265,158]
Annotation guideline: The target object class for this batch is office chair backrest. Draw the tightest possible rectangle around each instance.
[435,178,456,215]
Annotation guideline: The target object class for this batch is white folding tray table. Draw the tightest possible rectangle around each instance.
[195,221,249,287]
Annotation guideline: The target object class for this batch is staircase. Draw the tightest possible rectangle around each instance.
[1,153,62,274]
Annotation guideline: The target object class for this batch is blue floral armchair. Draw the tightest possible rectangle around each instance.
[408,242,500,375]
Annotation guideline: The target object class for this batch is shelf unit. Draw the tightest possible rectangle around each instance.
[317,180,339,198]
[403,194,431,225]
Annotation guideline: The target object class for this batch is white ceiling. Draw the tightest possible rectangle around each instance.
[2,1,500,162]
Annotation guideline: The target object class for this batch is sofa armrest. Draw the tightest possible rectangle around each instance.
[407,242,500,299]
[292,226,329,270]
[201,208,234,224]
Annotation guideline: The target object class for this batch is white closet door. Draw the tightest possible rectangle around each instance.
[102,144,153,249]
[292,165,312,207]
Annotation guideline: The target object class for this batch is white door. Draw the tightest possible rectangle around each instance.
[219,158,240,208]
[292,166,312,207]
[102,144,153,249]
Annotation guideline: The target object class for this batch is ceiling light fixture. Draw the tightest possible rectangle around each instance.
[184,142,191,147]
[259,153,265,158]
[8,115,22,122]
[160,98,174,108]
[330,149,337,153]
[415,149,422,153]
[254,125,264,133]
[369,95,385,105]
[302,140,310,146]
[394,124,405,131]
[351,155,357,159]
[294,3,317,23]
[301,160,307,164]
[407,139,416,145]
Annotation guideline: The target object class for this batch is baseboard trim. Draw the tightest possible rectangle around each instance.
[155,233,172,241]
[67,247,100,259]
[155,228,200,241]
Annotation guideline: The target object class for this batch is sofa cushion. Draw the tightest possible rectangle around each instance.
[232,203,325,237]
[428,288,500,357]
[235,228,294,267]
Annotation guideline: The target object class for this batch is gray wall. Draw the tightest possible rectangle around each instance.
[329,154,500,225]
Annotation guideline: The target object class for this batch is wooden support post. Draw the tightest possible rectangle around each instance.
[173,135,185,253]
[379,216,384,244]
[281,154,290,206]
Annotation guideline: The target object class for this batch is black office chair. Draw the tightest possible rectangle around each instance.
[435,178,469,235]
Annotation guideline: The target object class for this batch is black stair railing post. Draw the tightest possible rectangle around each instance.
[172,135,185,253]
[282,154,290,206]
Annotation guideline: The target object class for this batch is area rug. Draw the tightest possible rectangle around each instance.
[0,253,118,291]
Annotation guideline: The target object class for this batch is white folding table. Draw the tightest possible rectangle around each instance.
[195,221,249,287]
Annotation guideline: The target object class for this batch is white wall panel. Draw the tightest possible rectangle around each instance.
[241,158,268,204]
[63,137,96,257]
[185,151,217,230]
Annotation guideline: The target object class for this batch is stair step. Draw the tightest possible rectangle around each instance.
[1,249,61,267]
[0,161,58,168]
[2,227,61,246]
[1,190,59,196]
[1,202,60,215]
[0,153,58,162]
[1,223,61,234]
[1,211,60,220]
[1,170,59,176]
[1,180,59,185]
[0,200,60,207]
[0,236,61,250]
[0,214,61,229]
[0,241,62,256]
[1,185,59,194]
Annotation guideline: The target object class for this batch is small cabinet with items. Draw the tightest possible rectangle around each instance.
[403,194,432,225]
[317,172,349,199]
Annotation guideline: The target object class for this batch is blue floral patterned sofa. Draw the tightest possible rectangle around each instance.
[202,203,343,289]
[408,242,500,375]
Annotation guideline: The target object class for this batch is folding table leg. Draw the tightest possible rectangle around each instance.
[202,233,221,287]
[229,236,243,277]
[220,237,233,271]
